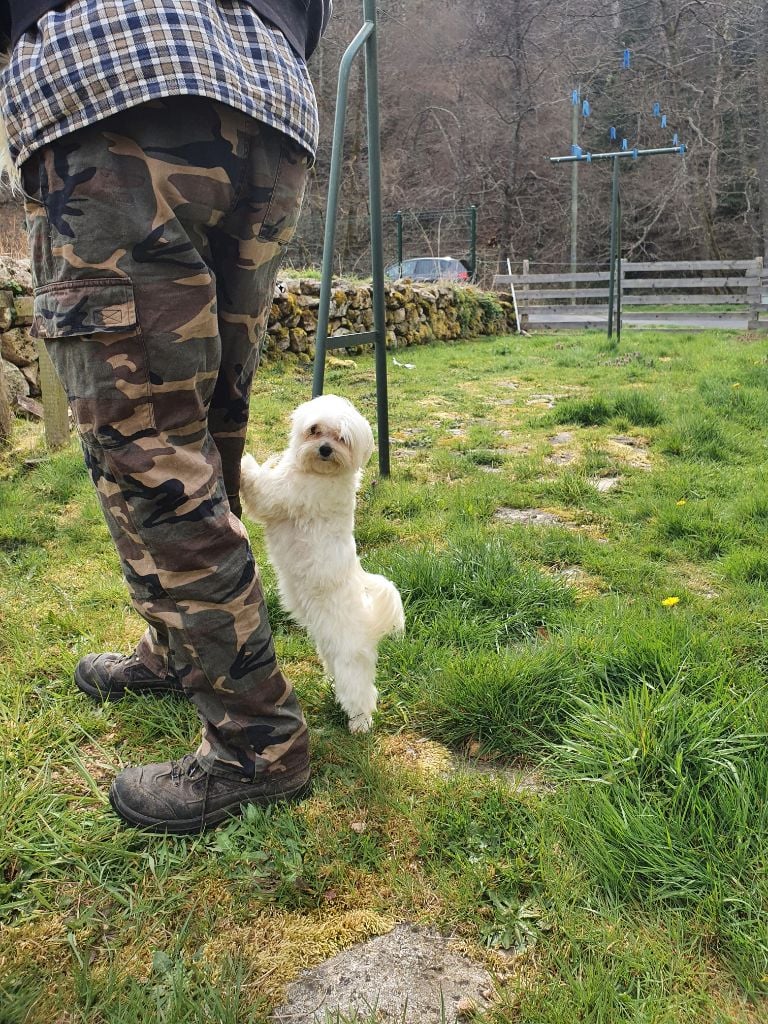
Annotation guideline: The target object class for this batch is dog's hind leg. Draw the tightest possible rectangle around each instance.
[322,647,379,733]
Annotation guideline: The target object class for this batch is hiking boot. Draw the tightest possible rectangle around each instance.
[109,755,312,834]
[74,651,184,701]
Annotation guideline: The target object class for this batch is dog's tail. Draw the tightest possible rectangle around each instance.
[364,573,405,637]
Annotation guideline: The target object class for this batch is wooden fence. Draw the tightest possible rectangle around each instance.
[493,258,767,331]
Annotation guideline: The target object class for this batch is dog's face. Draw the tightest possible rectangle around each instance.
[289,395,375,475]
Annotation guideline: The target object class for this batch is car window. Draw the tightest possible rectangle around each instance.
[414,259,437,276]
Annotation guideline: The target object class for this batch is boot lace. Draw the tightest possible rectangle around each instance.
[170,754,200,784]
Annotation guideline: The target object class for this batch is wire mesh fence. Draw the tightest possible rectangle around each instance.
[283,204,480,282]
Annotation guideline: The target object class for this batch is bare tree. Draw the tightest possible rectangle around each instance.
[287,0,767,273]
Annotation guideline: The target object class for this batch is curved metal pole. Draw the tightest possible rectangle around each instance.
[312,21,373,399]
[311,5,390,476]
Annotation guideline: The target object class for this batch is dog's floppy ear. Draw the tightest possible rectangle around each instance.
[290,400,310,430]
[289,399,314,445]
[340,408,375,468]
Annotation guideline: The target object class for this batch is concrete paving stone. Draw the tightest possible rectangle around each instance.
[590,476,622,492]
[493,507,564,526]
[272,924,495,1024]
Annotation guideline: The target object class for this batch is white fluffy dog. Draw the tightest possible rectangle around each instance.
[240,394,405,732]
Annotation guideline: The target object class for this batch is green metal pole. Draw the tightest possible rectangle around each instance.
[312,20,373,399]
[616,189,623,345]
[570,98,579,303]
[607,157,620,342]
[469,204,477,280]
[363,0,390,477]
[395,210,403,277]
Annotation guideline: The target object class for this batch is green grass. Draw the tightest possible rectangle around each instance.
[2,328,768,1022]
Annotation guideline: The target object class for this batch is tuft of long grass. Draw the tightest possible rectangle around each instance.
[552,389,664,428]
[549,677,768,993]
[552,395,614,426]
[660,413,740,462]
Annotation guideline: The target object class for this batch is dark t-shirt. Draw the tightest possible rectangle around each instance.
[0,0,332,59]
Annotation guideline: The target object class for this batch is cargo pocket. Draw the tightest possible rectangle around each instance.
[33,277,156,449]
[257,137,310,247]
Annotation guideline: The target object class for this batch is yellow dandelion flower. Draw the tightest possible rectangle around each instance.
[732,382,741,389]
[676,499,687,506]
[661,596,680,607]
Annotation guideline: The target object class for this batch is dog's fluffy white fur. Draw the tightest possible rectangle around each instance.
[240,394,405,732]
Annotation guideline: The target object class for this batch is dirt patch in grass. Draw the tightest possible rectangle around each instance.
[541,564,605,600]
[605,434,653,469]
[455,754,555,796]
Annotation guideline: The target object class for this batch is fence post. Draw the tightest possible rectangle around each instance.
[395,210,403,277]
[0,362,11,444]
[469,204,477,280]
[37,339,70,448]
[747,256,764,331]
[521,259,530,316]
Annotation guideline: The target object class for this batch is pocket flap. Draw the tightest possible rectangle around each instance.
[33,277,137,339]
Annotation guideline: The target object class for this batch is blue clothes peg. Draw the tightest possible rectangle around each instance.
[610,126,617,141]
[572,89,579,105]
[653,102,661,117]
[571,144,583,157]
[582,99,590,117]
[661,114,667,128]
[632,148,639,160]
[622,138,628,151]
[623,49,631,68]
[673,133,679,146]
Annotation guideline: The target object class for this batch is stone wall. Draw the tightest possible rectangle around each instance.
[0,260,517,417]
[0,259,37,418]
[265,277,517,359]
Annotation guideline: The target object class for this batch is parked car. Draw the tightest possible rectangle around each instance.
[384,256,471,283]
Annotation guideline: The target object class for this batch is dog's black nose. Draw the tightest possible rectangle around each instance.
[318,444,333,458]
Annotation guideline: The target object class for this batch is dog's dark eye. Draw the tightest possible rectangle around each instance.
[308,424,319,436]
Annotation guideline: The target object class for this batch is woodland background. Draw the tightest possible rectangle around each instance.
[0,0,765,285]
[287,0,768,283]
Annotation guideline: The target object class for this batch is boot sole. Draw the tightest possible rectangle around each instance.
[74,662,184,702]
[108,774,312,834]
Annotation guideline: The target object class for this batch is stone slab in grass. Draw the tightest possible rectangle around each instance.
[494,507,609,544]
[590,475,622,492]
[549,431,574,446]
[493,507,564,526]
[272,923,494,1024]
[546,451,576,465]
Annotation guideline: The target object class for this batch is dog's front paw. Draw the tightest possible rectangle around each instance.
[348,712,373,734]
[241,453,261,480]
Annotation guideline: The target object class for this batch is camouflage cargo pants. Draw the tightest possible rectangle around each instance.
[23,97,309,779]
